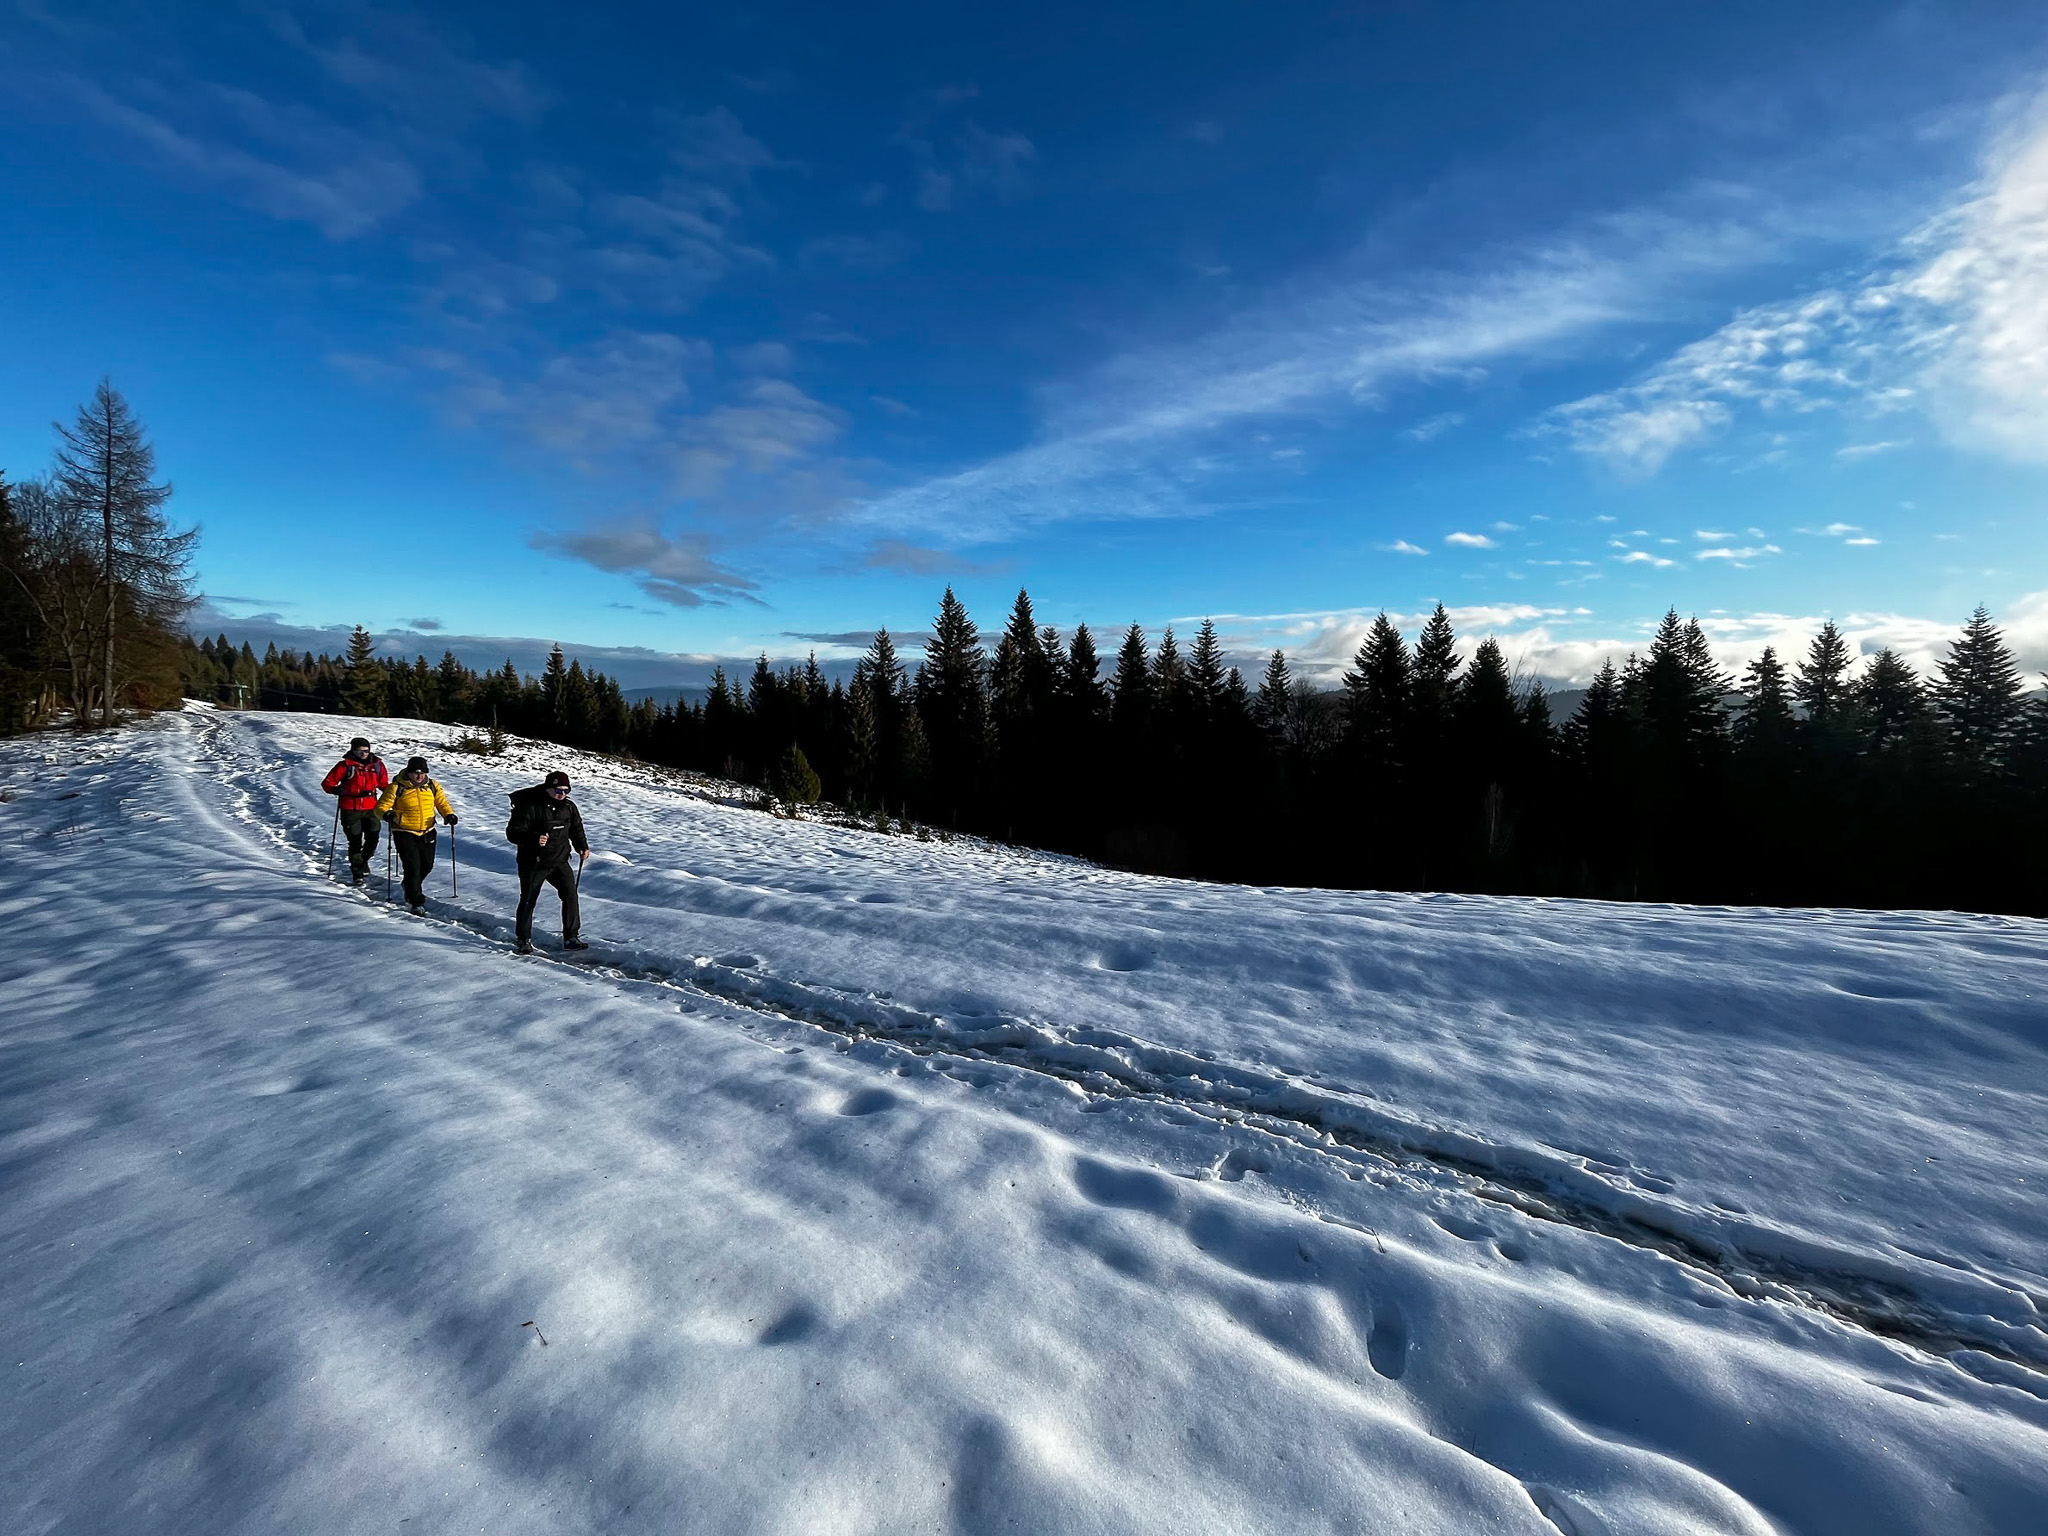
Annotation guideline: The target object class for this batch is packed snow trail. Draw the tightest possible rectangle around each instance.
[0,709,2044,1535]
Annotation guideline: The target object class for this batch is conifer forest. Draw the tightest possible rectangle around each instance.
[7,386,2047,915]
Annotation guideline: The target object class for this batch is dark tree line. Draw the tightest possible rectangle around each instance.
[1,383,197,730]
[185,588,2048,916]
[22,382,2038,913]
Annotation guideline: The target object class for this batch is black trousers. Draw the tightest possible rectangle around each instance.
[394,828,438,906]
[340,808,382,876]
[516,858,580,945]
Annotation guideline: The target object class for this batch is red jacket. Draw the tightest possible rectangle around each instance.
[323,755,389,811]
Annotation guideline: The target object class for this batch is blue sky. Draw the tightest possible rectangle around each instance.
[4,0,2048,686]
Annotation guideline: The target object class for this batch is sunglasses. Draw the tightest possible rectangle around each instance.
[547,785,569,796]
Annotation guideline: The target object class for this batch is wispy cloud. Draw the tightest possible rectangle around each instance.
[58,73,422,239]
[1381,540,1429,555]
[859,540,1005,577]
[1546,96,2048,474]
[1695,543,1781,563]
[1402,411,1465,442]
[847,234,1674,541]
[896,88,1036,212]
[1615,550,1675,567]
[529,524,761,608]
[841,149,1918,547]
[1444,531,1495,549]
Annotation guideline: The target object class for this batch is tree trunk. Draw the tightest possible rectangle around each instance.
[102,413,116,728]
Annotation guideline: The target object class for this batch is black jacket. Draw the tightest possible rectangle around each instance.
[507,785,588,868]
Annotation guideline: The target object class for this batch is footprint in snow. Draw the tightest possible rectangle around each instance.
[1091,944,1154,973]
[1365,1301,1409,1380]
[716,953,760,969]
[1430,1212,1495,1244]
[835,1087,902,1117]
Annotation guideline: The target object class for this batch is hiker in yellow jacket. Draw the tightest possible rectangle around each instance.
[376,756,457,913]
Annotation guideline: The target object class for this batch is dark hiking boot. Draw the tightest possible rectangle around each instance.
[350,872,366,886]
[563,937,589,951]
[409,903,426,916]
[514,939,535,955]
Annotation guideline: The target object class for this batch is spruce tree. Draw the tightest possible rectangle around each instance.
[1062,624,1105,722]
[1342,613,1410,771]
[2010,680,2048,800]
[1187,619,1229,724]
[341,625,386,716]
[990,590,1053,825]
[1734,647,1794,753]
[1411,604,1461,725]
[1256,650,1293,738]
[1457,638,1517,744]
[410,654,437,721]
[1855,649,1931,753]
[1934,606,2023,777]
[990,589,1051,722]
[915,588,989,819]
[1150,626,1186,740]
[1110,625,1151,734]
[770,743,822,806]
[841,675,878,806]
[1793,621,1854,727]
[541,644,570,731]
[436,650,470,720]
[856,629,909,805]
[703,666,739,777]
[565,658,598,746]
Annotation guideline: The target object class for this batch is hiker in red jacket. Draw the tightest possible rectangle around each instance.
[321,736,390,884]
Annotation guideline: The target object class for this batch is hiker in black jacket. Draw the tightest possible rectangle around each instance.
[507,770,590,954]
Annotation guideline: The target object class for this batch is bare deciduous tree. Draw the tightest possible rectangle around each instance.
[50,382,196,726]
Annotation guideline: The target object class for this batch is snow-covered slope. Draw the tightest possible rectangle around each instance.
[3,704,2045,1535]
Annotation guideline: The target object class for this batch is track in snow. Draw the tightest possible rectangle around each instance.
[197,709,2048,1386]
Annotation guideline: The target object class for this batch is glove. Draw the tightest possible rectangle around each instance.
[381,812,394,824]
[446,815,459,826]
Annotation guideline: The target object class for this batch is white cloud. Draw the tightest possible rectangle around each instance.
[59,73,421,239]
[1545,97,2048,474]
[844,180,1838,540]
[1382,540,1429,555]
[1695,543,1781,561]
[1845,536,1882,546]
[1615,551,1675,567]
[1445,531,1496,548]
[1695,529,1734,542]
[1403,411,1466,442]
[1246,588,2048,689]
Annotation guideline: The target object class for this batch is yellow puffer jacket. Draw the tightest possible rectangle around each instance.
[375,777,454,834]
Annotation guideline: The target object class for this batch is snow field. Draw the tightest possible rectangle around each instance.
[0,704,2044,1534]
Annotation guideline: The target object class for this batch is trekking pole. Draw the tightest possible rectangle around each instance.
[385,825,394,903]
[326,797,341,879]
[449,821,457,899]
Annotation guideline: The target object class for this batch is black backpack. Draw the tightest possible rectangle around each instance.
[505,783,548,843]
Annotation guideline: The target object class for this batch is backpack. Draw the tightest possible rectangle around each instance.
[505,783,548,843]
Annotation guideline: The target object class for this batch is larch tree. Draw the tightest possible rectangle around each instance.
[51,382,194,726]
